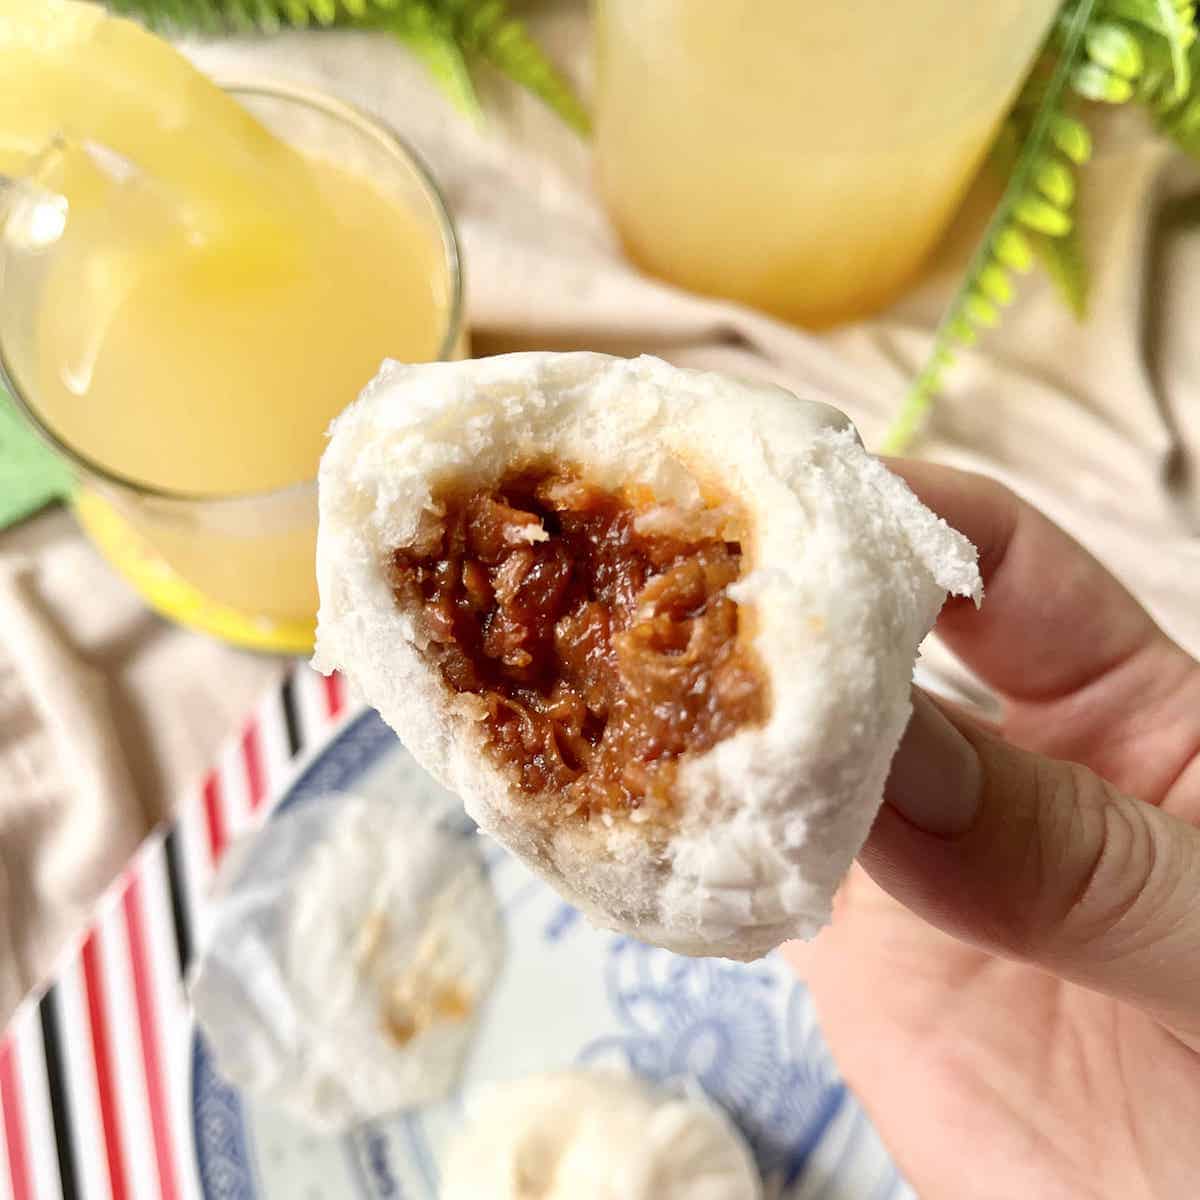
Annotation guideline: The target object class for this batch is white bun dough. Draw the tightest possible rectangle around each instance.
[440,1070,762,1200]
[189,794,503,1131]
[314,352,981,960]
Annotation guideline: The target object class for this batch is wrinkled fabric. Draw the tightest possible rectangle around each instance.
[1,5,1197,1022]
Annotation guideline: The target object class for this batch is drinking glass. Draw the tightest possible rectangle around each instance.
[594,1,1063,327]
[1,80,464,654]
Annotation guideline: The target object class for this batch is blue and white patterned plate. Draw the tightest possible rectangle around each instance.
[190,710,909,1199]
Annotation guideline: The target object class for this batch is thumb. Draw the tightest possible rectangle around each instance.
[866,689,1200,1043]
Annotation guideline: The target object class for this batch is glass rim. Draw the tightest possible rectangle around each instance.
[0,75,464,507]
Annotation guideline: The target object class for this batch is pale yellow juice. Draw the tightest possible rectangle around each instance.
[15,147,453,642]
[1,8,462,653]
[31,158,448,496]
[594,0,1062,327]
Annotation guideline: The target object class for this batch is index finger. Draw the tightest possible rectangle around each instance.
[888,459,1200,812]
[888,459,1156,698]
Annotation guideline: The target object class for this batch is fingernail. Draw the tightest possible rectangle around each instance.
[886,690,983,836]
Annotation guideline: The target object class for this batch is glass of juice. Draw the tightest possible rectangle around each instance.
[593,0,1063,328]
[0,80,463,653]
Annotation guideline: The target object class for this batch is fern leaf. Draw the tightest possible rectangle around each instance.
[1099,0,1193,35]
[452,5,591,135]
[1133,28,1183,99]
[1073,59,1136,99]
[1143,28,1200,157]
[1032,222,1090,318]
[388,19,483,122]
[993,226,1036,271]
[1060,15,1145,100]
[1159,73,1200,153]
[1035,155,1076,205]
[108,0,220,31]
[977,262,1017,304]
[105,1,590,134]
[1093,0,1193,95]
[995,116,1091,318]
[111,0,347,32]
[888,0,1198,447]
[1085,20,1145,75]
[358,0,590,133]
[1014,191,1074,233]
[1156,0,1193,98]
[882,0,1099,454]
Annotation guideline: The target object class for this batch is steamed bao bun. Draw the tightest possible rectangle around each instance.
[314,352,981,961]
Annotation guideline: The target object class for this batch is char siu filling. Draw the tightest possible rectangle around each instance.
[387,467,766,820]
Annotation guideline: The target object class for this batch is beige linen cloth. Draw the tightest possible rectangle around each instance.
[2,5,1199,1024]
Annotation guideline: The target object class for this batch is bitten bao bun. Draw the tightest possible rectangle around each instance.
[314,352,980,960]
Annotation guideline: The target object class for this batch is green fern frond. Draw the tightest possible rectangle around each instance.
[360,0,591,134]
[1134,17,1200,154]
[106,0,589,133]
[1089,0,1194,97]
[1157,69,1200,152]
[462,9,591,135]
[1033,222,1089,317]
[881,0,1098,454]
[1154,0,1192,97]
[883,0,1200,448]
[389,21,483,122]
[1068,0,1195,101]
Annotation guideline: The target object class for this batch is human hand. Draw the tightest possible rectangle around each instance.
[787,462,1200,1200]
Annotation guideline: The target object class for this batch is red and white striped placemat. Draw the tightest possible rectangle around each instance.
[0,665,351,1200]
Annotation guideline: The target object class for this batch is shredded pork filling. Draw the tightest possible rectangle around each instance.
[387,467,766,820]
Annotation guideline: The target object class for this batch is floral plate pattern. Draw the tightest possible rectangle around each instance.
[191,710,910,1199]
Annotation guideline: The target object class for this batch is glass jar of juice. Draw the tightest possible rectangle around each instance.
[1,80,464,654]
[593,0,1062,327]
